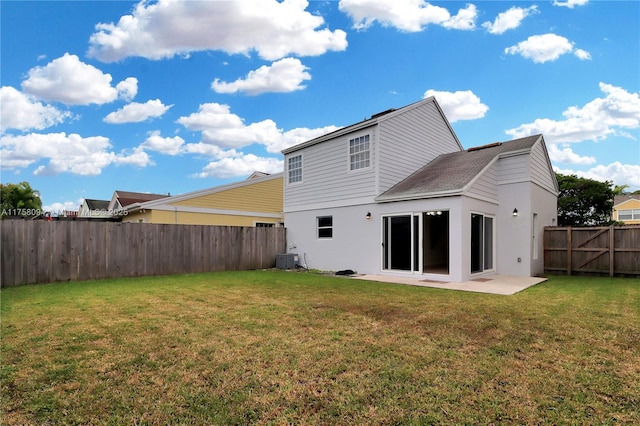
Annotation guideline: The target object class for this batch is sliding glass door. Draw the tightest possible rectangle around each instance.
[471,213,494,274]
[382,211,449,274]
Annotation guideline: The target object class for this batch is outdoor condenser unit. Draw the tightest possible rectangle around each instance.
[276,253,299,269]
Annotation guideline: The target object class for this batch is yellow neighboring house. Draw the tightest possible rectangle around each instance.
[613,194,640,224]
[122,172,284,226]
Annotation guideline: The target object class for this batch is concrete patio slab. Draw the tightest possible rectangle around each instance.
[350,274,547,295]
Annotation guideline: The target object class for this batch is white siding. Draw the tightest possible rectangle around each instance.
[496,154,530,184]
[530,141,558,194]
[466,162,499,202]
[284,127,378,211]
[378,101,462,193]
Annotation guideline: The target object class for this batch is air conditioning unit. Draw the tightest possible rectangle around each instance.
[276,253,299,269]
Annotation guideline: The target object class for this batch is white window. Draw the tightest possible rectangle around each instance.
[349,134,370,171]
[317,216,333,239]
[288,155,302,184]
[618,209,640,221]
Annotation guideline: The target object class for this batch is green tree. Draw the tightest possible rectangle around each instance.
[556,173,616,226]
[0,182,43,218]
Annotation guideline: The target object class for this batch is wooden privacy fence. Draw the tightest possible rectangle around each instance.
[1,220,286,287]
[544,225,640,277]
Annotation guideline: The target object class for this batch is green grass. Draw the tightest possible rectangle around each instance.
[1,271,639,425]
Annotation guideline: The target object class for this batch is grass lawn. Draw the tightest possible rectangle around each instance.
[1,271,639,425]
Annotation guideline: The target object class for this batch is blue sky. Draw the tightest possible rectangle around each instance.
[1,0,638,213]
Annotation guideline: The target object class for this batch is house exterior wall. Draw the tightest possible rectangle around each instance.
[466,161,499,202]
[284,196,465,282]
[463,140,556,280]
[377,102,462,194]
[530,141,557,192]
[171,176,283,213]
[284,125,379,211]
[493,179,557,278]
[495,181,533,277]
[78,201,111,218]
[285,173,556,282]
[530,182,558,274]
[122,175,283,226]
[613,198,640,224]
[284,99,462,213]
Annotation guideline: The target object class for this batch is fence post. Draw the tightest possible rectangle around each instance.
[567,227,572,276]
[609,225,614,277]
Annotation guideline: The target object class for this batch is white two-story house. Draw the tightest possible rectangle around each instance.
[282,97,558,283]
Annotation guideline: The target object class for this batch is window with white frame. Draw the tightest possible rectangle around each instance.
[288,154,302,184]
[317,216,333,239]
[349,134,370,171]
[618,209,640,220]
[255,222,275,227]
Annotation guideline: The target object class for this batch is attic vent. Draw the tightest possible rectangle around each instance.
[467,142,502,152]
[370,108,396,119]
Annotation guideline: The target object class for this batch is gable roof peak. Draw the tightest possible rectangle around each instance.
[282,96,460,154]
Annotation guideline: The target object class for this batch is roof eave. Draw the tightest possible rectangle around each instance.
[281,121,375,154]
[375,189,463,203]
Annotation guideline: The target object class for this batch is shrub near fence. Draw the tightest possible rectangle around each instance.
[0,220,286,287]
[544,225,640,277]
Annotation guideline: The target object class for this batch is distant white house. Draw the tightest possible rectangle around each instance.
[282,97,558,283]
[78,199,111,218]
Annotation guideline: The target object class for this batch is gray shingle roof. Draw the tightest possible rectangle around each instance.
[114,191,169,207]
[376,135,542,201]
[84,199,109,210]
[614,194,640,207]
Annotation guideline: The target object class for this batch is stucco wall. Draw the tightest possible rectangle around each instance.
[284,197,465,282]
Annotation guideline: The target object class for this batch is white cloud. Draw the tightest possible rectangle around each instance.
[177,102,338,153]
[88,0,347,62]
[184,143,242,158]
[506,83,640,144]
[482,6,538,35]
[555,162,640,191]
[116,77,138,101]
[104,99,172,124]
[21,53,135,106]
[339,0,477,32]
[504,33,590,63]
[0,86,72,132]
[553,0,589,8]
[212,58,311,95]
[274,126,341,153]
[141,131,185,155]
[43,199,84,215]
[574,48,592,60]
[547,144,596,165]
[111,146,152,168]
[423,89,489,123]
[0,132,152,175]
[195,154,283,179]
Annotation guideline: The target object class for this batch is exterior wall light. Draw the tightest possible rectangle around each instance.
[366,212,372,220]
[513,208,518,217]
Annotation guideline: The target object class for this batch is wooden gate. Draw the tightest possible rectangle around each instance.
[544,226,640,277]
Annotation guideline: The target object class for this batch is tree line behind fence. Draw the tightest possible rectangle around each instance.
[1,220,286,287]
